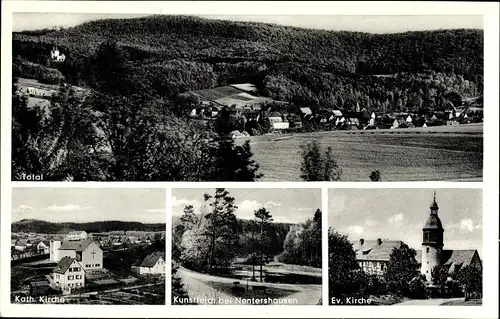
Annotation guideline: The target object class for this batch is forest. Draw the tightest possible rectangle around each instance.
[13,15,483,111]
[11,219,166,234]
[12,15,484,181]
[172,188,322,276]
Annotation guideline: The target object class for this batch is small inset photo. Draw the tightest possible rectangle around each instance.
[10,188,166,305]
[172,188,322,305]
[328,188,482,306]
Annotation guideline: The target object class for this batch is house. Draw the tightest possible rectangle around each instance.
[352,238,403,276]
[37,240,50,254]
[132,252,166,276]
[50,238,103,270]
[11,239,17,247]
[50,46,66,63]
[67,231,88,241]
[15,238,31,251]
[52,257,85,293]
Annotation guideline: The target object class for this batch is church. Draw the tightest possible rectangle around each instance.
[50,236,103,271]
[353,192,482,281]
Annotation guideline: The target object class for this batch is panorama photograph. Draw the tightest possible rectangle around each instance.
[11,13,483,182]
[171,188,322,305]
[328,188,483,306]
[10,188,166,305]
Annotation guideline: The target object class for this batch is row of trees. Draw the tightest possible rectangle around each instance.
[277,209,322,268]
[328,227,483,301]
[173,188,322,279]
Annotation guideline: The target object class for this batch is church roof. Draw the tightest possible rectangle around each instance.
[59,238,96,252]
[139,251,165,268]
[423,214,444,230]
[53,257,77,274]
[353,240,406,261]
[442,249,478,269]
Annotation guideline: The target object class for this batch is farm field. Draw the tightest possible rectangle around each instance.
[238,123,483,182]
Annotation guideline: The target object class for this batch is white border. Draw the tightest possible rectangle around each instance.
[2,1,499,318]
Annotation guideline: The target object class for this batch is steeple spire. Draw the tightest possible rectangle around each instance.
[430,190,439,213]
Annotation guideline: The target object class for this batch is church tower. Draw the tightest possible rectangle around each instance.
[421,191,444,282]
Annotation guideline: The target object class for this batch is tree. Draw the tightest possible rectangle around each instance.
[369,170,382,181]
[202,188,238,273]
[384,243,420,296]
[454,265,482,299]
[171,262,191,304]
[300,141,341,181]
[12,79,106,181]
[254,207,273,282]
[277,209,322,268]
[328,228,363,301]
[209,138,263,181]
[431,264,450,286]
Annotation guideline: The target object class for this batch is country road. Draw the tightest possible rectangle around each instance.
[177,267,322,305]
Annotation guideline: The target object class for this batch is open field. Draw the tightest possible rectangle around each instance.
[237,123,483,182]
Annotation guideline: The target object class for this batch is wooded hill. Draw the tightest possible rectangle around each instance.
[13,15,483,112]
[11,219,166,234]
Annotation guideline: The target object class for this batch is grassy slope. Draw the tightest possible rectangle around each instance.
[239,124,483,181]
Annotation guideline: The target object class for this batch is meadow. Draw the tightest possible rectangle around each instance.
[239,124,483,182]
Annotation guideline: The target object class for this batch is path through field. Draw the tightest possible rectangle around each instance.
[177,267,322,305]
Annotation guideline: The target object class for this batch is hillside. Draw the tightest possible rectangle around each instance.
[11,219,166,234]
[13,15,483,106]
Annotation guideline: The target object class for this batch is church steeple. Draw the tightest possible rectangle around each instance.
[421,190,445,281]
[422,190,444,247]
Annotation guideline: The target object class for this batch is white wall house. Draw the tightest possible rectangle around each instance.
[53,257,85,294]
[67,231,88,241]
[133,252,165,276]
[37,241,50,254]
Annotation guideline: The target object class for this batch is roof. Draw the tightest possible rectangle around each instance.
[139,252,165,268]
[38,240,50,246]
[299,107,312,115]
[53,256,77,274]
[16,239,30,246]
[353,239,406,261]
[332,110,343,117]
[59,238,97,252]
[442,250,478,269]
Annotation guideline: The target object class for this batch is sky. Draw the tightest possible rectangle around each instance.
[12,13,483,34]
[328,188,483,256]
[12,188,166,223]
[172,188,321,224]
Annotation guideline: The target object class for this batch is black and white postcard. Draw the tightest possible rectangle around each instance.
[10,188,166,305]
[171,188,322,305]
[10,12,484,182]
[328,188,483,306]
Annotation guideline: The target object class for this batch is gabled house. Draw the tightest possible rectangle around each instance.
[37,240,50,254]
[53,257,85,293]
[132,252,166,276]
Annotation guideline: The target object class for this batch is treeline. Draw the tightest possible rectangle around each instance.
[13,15,483,112]
[11,219,166,234]
[277,209,322,268]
